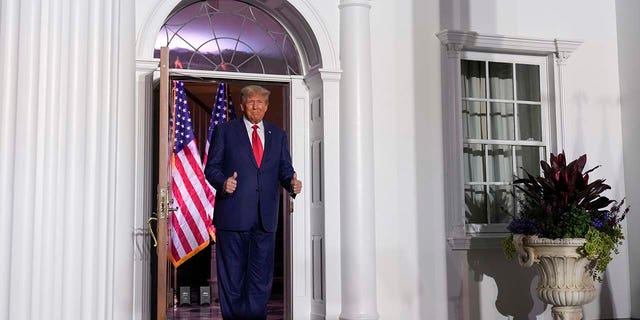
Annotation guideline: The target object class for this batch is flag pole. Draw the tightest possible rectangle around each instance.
[172,266,178,310]
[225,83,230,121]
[168,67,179,315]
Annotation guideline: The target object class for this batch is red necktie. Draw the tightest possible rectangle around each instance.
[252,124,263,167]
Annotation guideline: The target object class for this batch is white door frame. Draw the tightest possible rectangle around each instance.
[133,2,342,318]
[132,65,340,319]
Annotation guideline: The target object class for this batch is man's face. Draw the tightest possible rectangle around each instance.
[241,93,269,124]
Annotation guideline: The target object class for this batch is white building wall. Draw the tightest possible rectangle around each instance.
[440,0,632,319]
[370,0,448,319]
[616,0,640,318]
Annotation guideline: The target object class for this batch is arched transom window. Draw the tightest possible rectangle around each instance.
[154,0,301,75]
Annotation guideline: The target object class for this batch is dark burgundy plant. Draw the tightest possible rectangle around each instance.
[512,152,615,238]
[516,153,614,214]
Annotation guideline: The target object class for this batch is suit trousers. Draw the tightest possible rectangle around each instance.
[216,224,276,320]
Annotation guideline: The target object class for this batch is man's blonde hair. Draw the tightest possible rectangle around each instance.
[241,85,270,104]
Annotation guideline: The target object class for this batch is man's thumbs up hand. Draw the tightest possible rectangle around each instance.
[224,171,238,194]
[291,172,302,195]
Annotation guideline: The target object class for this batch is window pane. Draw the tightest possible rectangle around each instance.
[514,187,526,218]
[189,41,222,70]
[488,185,514,223]
[282,35,301,74]
[489,62,513,100]
[463,144,485,182]
[516,64,541,102]
[490,103,515,140]
[461,60,486,98]
[465,185,487,224]
[518,104,542,141]
[515,146,543,178]
[487,144,513,182]
[154,0,301,75]
[460,56,548,230]
[462,101,487,139]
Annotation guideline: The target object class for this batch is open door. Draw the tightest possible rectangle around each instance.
[155,47,172,320]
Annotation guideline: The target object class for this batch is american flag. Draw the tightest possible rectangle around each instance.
[169,80,214,267]
[202,82,236,240]
[204,82,236,163]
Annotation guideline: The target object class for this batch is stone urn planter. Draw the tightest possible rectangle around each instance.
[513,234,596,320]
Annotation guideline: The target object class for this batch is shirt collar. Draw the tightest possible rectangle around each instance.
[243,117,264,130]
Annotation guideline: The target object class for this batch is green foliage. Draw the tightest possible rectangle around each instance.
[503,234,516,260]
[580,226,625,281]
[559,207,592,238]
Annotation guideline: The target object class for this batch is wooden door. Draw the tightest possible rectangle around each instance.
[156,47,172,320]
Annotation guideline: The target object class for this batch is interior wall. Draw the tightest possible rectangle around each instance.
[616,0,640,317]
[440,0,632,318]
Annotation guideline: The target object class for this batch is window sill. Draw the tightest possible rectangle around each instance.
[447,233,510,251]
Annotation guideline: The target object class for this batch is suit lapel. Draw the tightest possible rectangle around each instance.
[235,119,258,168]
[262,121,274,164]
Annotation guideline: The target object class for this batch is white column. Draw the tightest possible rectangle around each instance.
[0,1,22,319]
[338,1,379,319]
[0,0,136,319]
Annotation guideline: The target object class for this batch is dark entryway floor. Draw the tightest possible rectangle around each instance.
[167,292,284,320]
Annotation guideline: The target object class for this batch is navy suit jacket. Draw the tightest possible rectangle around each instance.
[204,119,295,232]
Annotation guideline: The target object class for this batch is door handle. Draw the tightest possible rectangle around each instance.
[147,214,158,247]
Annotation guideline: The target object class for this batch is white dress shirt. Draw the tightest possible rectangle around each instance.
[243,117,265,150]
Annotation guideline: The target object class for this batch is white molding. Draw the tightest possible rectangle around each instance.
[436,29,582,56]
[167,68,301,83]
[136,58,159,72]
[290,77,312,319]
[132,69,155,320]
[440,40,466,243]
[553,53,570,152]
[338,0,372,9]
[288,0,340,71]
[304,70,323,89]
[318,68,343,82]
[319,72,342,320]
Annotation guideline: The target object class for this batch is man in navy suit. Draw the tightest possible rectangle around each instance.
[205,85,302,319]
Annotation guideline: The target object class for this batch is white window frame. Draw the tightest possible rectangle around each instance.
[461,52,550,234]
[436,30,582,250]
